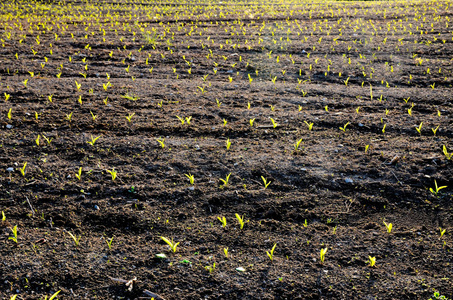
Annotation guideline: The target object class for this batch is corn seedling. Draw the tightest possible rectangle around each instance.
[416,122,423,135]
[42,135,52,145]
[223,247,229,258]
[270,118,278,128]
[261,176,271,189]
[218,216,227,228]
[87,135,101,146]
[304,121,313,131]
[383,221,393,233]
[439,228,446,239]
[42,291,60,300]
[185,173,195,185]
[157,138,165,148]
[220,173,231,187]
[216,98,222,108]
[65,112,73,122]
[9,225,18,243]
[235,213,245,229]
[266,243,277,261]
[7,108,12,120]
[429,180,447,196]
[294,138,303,151]
[75,167,82,180]
[90,111,97,121]
[339,122,350,132]
[125,112,135,122]
[368,256,376,267]
[223,119,228,126]
[2,211,5,222]
[320,247,328,264]
[4,93,10,101]
[205,263,216,273]
[19,162,27,177]
[160,236,180,253]
[432,125,440,136]
[176,115,185,125]
[249,118,255,127]
[226,138,231,150]
[67,231,81,246]
[35,135,40,146]
[106,168,117,181]
[185,116,192,125]
[442,145,452,160]
[106,236,114,249]
[75,80,81,91]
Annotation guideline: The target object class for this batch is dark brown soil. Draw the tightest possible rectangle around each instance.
[1,0,452,299]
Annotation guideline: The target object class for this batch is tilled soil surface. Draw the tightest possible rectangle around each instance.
[0,0,452,299]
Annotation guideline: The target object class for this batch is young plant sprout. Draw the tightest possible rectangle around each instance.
[226,138,231,150]
[304,121,313,131]
[220,173,231,187]
[339,122,350,132]
[383,221,393,233]
[261,176,271,189]
[87,135,101,146]
[223,247,229,258]
[235,213,245,230]
[442,145,452,160]
[9,225,18,243]
[266,243,277,261]
[218,216,227,228]
[157,138,165,148]
[429,180,447,196]
[19,162,27,177]
[106,236,114,249]
[368,256,376,267]
[106,168,117,181]
[185,173,194,185]
[75,167,82,180]
[160,236,179,253]
[320,247,328,264]
[67,231,81,246]
[439,228,446,238]
[270,118,278,128]
[294,138,303,151]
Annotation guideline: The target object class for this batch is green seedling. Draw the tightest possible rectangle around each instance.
[266,243,277,261]
[4,92,10,101]
[19,162,27,177]
[382,124,387,134]
[42,134,52,145]
[47,94,53,103]
[125,112,135,122]
[9,225,18,243]
[247,102,251,109]
[2,211,5,222]
[320,247,328,264]
[368,256,376,267]
[75,167,82,180]
[205,263,216,273]
[67,231,81,246]
[106,168,117,181]
[294,138,303,151]
[185,116,192,125]
[157,138,165,148]
[235,213,245,230]
[160,236,180,253]
[43,290,60,300]
[197,86,206,94]
[442,145,452,160]
[226,138,231,150]
[303,219,308,227]
[75,80,81,90]
[10,295,17,300]
[23,79,28,87]
[35,135,40,146]
[176,115,185,125]
[65,112,73,122]
[90,111,97,121]
[430,180,447,196]
[432,125,440,136]
[344,76,350,86]
[439,228,446,238]
[261,176,271,189]
[218,216,227,228]
[106,236,114,249]
[216,98,222,108]
[220,173,231,187]
[304,121,313,131]
[270,118,278,128]
[416,122,423,135]
[383,221,393,233]
[185,173,194,185]
[249,118,255,127]
[339,122,350,132]
[365,145,370,153]
[223,247,229,258]
[87,135,101,146]
[223,119,228,126]
[7,108,12,120]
